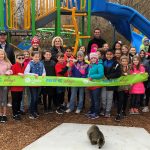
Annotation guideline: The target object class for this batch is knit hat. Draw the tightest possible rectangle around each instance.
[89,49,98,59]
[77,50,84,57]
[91,43,98,49]
[31,36,40,45]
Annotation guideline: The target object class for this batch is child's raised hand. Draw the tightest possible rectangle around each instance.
[5,70,13,75]
[42,74,46,78]
[34,74,38,78]
[18,73,24,78]
[88,78,92,81]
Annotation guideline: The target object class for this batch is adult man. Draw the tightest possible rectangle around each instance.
[87,28,106,55]
[0,31,15,64]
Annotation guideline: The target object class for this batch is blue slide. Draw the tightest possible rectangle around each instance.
[90,0,150,42]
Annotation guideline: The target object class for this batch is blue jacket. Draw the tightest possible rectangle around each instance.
[88,60,104,79]
[71,61,89,78]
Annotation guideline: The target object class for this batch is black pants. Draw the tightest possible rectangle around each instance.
[130,94,140,109]
[11,91,23,116]
[42,87,56,110]
[117,91,128,114]
[145,87,150,106]
[56,87,65,108]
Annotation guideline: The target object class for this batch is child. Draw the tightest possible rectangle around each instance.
[55,52,69,114]
[24,51,46,119]
[0,49,12,123]
[129,55,145,114]
[139,50,150,112]
[129,47,137,60]
[64,46,75,104]
[79,46,88,61]
[114,49,122,63]
[24,50,31,65]
[101,49,121,117]
[20,50,31,113]
[91,44,98,51]
[112,41,122,50]
[66,51,88,114]
[11,52,27,121]
[140,37,149,52]
[121,45,129,56]
[115,56,130,121]
[42,50,56,114]
[87,49,104,119]
[29,36,42,55]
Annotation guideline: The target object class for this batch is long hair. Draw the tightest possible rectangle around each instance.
[131,55,141,71]
[51,36,63,47]
[0,49,12,66]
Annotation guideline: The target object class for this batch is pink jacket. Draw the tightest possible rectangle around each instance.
[129,64,145,94]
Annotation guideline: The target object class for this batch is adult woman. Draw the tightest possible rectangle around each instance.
[51,36,65,62]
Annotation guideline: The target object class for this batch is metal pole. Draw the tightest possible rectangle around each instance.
[31,0,36,36]
[0,0,4,30]
[81,16,85,45]
[56,0,61,36]
[87,0,91,38]
[113,26,116,44]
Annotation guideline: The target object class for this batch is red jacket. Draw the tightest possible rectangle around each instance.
[10,62,27,92]
[55,62,68,77]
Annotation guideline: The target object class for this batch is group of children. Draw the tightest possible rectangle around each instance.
[0,36,150,123]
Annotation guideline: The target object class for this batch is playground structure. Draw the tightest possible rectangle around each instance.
[0,0,150,53]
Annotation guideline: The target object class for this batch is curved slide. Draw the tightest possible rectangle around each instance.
[91,0,150,42]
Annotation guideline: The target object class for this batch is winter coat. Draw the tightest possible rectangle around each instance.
[140,37,149,52]
[10,62,27,91]
[42,59,56,76]
[87,60,104,90]
[55,62,68,77]
[51,46,65,62]
[129,65,145,94]
[71,61,89,78]
[103,59,122,91]
[88,60,104,79]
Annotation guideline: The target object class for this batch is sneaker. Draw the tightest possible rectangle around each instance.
[129,108,134,115]
[104,112,111,118]
[29,114,37,119]
[89,113,99,119]
[115,114,121,122]
[75,109,81,114]
[56,108,64,115]
[0,116,2,122]
[122,111,127,117]
[100,111,105,116]
[65,109,72,113]
[19,110,26,115]
[142,106,149,113]
[60,105,67,112]
[85,111,93,117]
[7,103,12,107]
[1,116,8,123]
[133,108,140,114]
[13,115,21,121]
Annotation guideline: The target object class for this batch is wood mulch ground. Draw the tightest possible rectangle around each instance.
[0,103,150,150]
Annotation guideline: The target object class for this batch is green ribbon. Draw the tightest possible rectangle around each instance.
[0,73,148,87]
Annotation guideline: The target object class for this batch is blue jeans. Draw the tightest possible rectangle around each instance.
[89,88,101,115]
[69,87,84,111]
[29,87,41,114]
